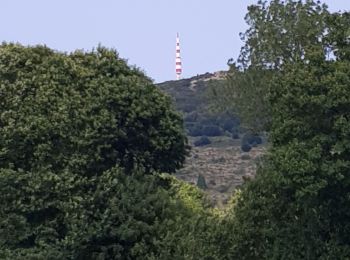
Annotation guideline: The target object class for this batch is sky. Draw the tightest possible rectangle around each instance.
[1,1,349,83]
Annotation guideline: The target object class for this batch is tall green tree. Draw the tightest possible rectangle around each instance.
[225,5,350,258]
[211,66,272,131]
[0,43,188,174]
[237,0,329,69]
[0,44,191,258]
[211,0,330,131]
[229,56,350,259]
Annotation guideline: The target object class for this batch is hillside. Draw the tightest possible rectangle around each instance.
[157,72,266,206]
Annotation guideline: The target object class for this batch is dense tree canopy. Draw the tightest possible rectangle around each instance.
[0,166,225,259]
[2,1,350,259]
[211,0,331,131]
[0,44,192,258]
[238,0,329,69]
[221,1,350,258]
[229,57,350,259]
[0,43,188,175]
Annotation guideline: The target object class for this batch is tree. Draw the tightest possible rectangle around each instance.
[241,143,252,153]
[326,11,350,61]
[194,136,211,147]
[0,44,190,258]
[229,54,350,259]
[0,43,188,174]
[220,2,350,258]
[237,0,329,70]
[196,174,208,190]
[211,65,273,131]
[0,167,217,259]
[211,0,330,131]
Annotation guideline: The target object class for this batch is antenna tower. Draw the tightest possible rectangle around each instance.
[175,33,182,80]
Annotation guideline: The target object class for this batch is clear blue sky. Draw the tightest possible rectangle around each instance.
[1,1,349,83]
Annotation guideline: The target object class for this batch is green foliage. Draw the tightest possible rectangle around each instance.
[158,75,240,138]
[188,124,203,137]
[218,1,350,259]
[194,136,211,147]
[0,43,194,258]
[2,3,350,258]
[221,117,240,133]
[211,67,273,131]
[229,50,350,259]
[241,132,262,146]
[0,166,220,259]
[0,43,236,260]
[211,0,330,131]
[240,144,252,153]
[238,0,329,69]
[232,132,239,139]
[201,125,223,137]
[326,11,350,61]
[0,167,159,259]
[196,174,208,190]
[0,43,188,174]
[154,175,235,260]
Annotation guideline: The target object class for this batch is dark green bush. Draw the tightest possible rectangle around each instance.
[202,125,223,136]
[242,132,262,147]
[199,117,218,126]
[188,124,203,137]
[194,136,211,147]
[241,132,254,145]
[253,135,262,145]
[232,132,240,139]
[184,111,198,122]
[197,174,208,190]
[241,143,252,152]
[221,117,240,132]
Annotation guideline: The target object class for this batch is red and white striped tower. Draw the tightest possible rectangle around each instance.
[175,33,182,80]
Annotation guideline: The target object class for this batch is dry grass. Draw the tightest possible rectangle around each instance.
[176,136,266,207]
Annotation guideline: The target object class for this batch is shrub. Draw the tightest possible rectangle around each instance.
[197,174,208,190]
[184,112,198,122]
[199,117,217,126]
[241,132,254,145]
[181,103,197,113]
[202,125,223,136]
[221,117,240,132]
[242,133,262,147]
[232,133,240,139]
[253,135,262,145]
[241,144,252,152]
[188,124,203,137]
[194,136,211,147]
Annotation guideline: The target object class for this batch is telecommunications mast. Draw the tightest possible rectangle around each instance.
[175,33,182,80]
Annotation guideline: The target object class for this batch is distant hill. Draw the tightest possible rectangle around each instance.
[157,72,266,206]
[157,71,241,139]
[157,71,226,112]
